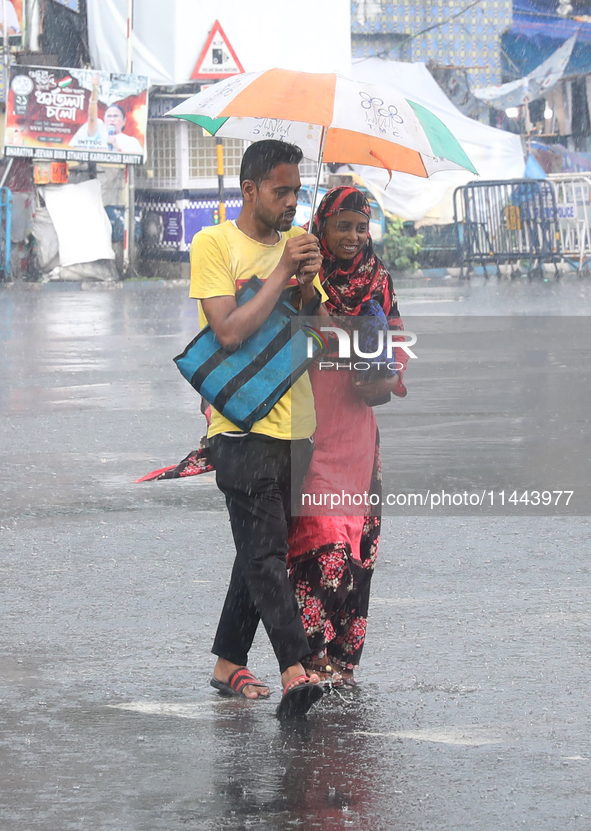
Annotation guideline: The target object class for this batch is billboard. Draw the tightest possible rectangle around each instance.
[4,66,149,165]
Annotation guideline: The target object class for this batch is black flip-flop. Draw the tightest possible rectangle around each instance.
[275,674,324,720]
[210,666,271,699]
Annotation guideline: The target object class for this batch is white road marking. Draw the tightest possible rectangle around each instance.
[355,727,503,746]
[107,701,215,719]
[370,597,427,606]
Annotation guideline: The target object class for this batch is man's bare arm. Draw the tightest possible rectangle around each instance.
[201,234,321,350]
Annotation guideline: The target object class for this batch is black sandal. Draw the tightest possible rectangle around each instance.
[276,674,323,720]
[301,659,344,687]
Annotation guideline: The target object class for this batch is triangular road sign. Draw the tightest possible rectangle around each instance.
[191,20,245,80]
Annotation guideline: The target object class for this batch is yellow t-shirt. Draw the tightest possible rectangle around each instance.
[189,220,326,440]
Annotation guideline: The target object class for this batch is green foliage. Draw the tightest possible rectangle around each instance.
[383,217,423,273]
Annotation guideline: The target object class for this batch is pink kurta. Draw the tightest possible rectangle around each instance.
[288,364,377,565]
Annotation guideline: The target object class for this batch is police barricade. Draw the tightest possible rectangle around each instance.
[135,188,243,262]
[0,188,12,281]
[453,180,561,279]
[547,174,591,274]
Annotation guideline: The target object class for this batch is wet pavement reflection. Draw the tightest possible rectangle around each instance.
[1,277,591,830]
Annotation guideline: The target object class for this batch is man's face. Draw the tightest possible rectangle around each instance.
[253,163,301,233]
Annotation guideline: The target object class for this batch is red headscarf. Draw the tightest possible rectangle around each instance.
[310,186,399,320]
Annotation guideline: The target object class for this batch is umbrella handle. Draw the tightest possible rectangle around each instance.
[309,126,327,225]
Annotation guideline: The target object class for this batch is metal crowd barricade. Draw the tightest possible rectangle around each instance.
[136,188,243,261]
[453,180,561,279]
[547,174,591,274]
[0,187,12,280]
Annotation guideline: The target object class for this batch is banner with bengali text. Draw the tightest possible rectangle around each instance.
[4,65,148,165]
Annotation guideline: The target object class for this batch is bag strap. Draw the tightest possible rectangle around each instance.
[236,275,264,303]
[299,287,322,317]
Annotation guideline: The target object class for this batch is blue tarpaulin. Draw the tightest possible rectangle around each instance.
[524,153,548,178]
[530,139,591,172]
[504,0,591,78]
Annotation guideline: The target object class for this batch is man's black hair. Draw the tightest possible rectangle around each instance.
[240,140,303,186]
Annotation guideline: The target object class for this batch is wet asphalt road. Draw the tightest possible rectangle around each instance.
[1,276,591,831]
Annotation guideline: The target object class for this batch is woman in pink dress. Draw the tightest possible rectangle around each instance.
[288,186,408,686]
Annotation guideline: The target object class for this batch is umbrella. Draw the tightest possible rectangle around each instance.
[166,68,477,214]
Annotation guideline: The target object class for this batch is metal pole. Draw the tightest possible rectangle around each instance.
[27,0,40,52]
[2,186,11,278]
[309,126,327,224]
[123,0,135,277]
[216,137,226,223]
[126,0,134,71]
[2,0,9,280]
[3,0,9,103]
[524,96,532,136]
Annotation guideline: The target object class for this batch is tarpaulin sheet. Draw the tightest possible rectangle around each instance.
[42,179,115,267]
[350,59,525,223]
[503,32,591,78]
[473,35,576,109]
[531,139,591,173]
[87,0,351,84]
[87,0,172,83]
[511,0,591,43]
[504,0,591,77]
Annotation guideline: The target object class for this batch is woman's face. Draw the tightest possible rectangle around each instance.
[105,107,126,134]
[323,210,369,260]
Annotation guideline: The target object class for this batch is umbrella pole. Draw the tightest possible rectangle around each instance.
[309,126,327,223]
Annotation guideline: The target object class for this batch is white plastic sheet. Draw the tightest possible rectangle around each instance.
[32,206,59,271]
[87,0,351,83]
[41,179,115,267]
[87,0,173,83]
[350,59,525,223]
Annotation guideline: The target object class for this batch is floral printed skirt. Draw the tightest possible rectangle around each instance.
[287,367,384,670]
[288,514,380,670]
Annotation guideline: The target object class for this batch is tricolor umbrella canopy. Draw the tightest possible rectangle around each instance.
[166,68,477,179]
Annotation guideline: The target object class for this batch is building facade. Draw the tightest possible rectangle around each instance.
[351,0,513,88]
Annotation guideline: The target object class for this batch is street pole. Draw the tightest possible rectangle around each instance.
[216,137,226,223]
[123,0,135,277]
[3,0,9,101]
[2,0,11,280]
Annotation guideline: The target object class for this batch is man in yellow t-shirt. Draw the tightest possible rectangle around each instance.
[190,140,326,718]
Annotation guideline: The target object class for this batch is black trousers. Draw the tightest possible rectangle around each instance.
[209,433,313,674]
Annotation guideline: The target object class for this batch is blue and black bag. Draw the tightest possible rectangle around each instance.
[174,276,325,432]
